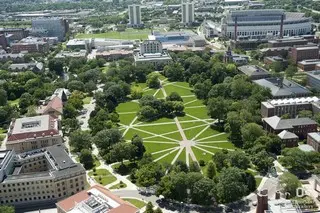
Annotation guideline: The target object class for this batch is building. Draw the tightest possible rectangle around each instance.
[221,9,311,40]
[0,51,25,63]
[278,130,299,147]
[262,115,317,139]
[268,37,308,48]
[306,70,320,91]
[96,49,133,61]
[290,45,319,64]
[32,18,68,41]
[0,28,28,41]
[253,77,312,98]
[237,65,271,80]
[66,39,92,53]
[307,132,320,152]
[37,96,63,117]
[5,114,63,153]
[260,46,291,57]
[133,40,172,69]
[0,34,7,49]
[128,5,142,27]
[261,96,320,118]
[148,31,205,47]
[55,50,87,60]
[0,145,86,209]
[8,62,43,73]
[181,0,195,25]
[11,37,49,53]
[203,20,222,38]
[56,185,139,213]
[298,59,320,71]
[264,56,288,67]
[50,88,71,102]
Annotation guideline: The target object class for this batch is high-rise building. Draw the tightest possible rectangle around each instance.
[181,0,194,25]
[128,5,142,27]
[32,18,69,41]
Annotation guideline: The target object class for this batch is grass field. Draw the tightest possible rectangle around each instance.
[88,169,117,185]
[123,198,147,209]
[8,99,19,106]
[76,29,150,40]
[82,96,92,104]
[109,182,127,189]
[117,75,234,166]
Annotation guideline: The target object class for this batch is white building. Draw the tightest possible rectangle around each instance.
[205,9,311,39]
[181,0,195,25]
[128,5,142,27]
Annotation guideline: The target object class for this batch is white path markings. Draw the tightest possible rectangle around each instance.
[121,116,138,137]
[197,143,235,151]
[118,112,137,115]
[191,125,211,141]
[184,99,198,106]
[171,148,184,165]
[144,141,179,144]
[154,147,180,162]
[185,113,211,125]
[151,147,179,155]
[186,150,189,166]
[193,145,216,156]
[130,126,180,142]
[197,141,229,144]
[196,132,226,142]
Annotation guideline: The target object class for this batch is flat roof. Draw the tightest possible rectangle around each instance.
[238,65,270,77]
[298,59,320,65]
[308,132,320,142]
[263,116,317,130]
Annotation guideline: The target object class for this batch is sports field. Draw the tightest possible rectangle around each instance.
[117,76,236,166]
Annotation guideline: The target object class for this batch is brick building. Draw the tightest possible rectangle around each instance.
[297,59,320,71]
[307,132,320,152]
[0,28,28,41]
[278,130,299,147]
[268,37,308,48]
[262,116,317,139]
[11,37,49,53]
[290,45,319,64]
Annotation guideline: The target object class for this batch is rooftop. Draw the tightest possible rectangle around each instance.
[294,45,319,51]
[267,199,301,213]
[265,96,320,106]
[7,115,60,142]
[263,116,317,130]
[278,130,298,139]
[253,78,311,97]
[308,132,320,142]
[238,65,270,77]
[56,185,139,213]
[298,59,320,65]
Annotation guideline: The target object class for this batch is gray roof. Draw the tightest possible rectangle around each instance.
[263,116,317,130]
[253,78,311,98]
[238,65,270,77]
[278,130,298,139]
[308,132,320,142]
[299,144,315,152]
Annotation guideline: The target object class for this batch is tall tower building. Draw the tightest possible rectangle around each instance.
[128,5,142,27]
[181,0,194,25]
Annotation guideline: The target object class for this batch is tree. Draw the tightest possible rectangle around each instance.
[79,149,94,170]
[67,80,85,92]
[298,110,313,118]
[280,148,317,172]
[62,118,80,132]
[108,142,136,163]
[191,178,216,205]
[206,161,216,179]
[154,208,163,213]
[207,97,230,123]
[166,92,183,102]
[144,202,154,213]
[270,61,284,73]
[89,109,111,135]
[164,62,184,81]
[225,111,243,147]
[84,81,97,94]
[228,151,250,170]
[69,130,92,152]
[241,123,265,149]
[19,92,34,114]
[194,80,212,100]
[251,151,274,174]
[0,205,14,213]
[63,103,78,119]
[216,167,248,203]
[146,73,160,89]
[48,59,64,76]
[285,65,297,78]
[94,128,122,155]
[131,135,146,160]
[131,85,143,99]
[138,106,158,121]
[136,162,165,187]
[0,89,8,106]
[213,150,229,171]
[279,172,301,198]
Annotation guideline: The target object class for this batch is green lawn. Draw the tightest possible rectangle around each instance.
[143,88,158,96]
[155,90,165,99]
[195,145,221,154]
[76,29,149,40]
[184,126,207,141]
[156,149,179,164]
[182,96,197,103]
[88,169,117,185]
[119,113,136,125]
[109,182,127,189]
[138,124,179,135]
[196,129,224,141]
[163,84,194,96]
[123,198,147,209]
[8,99,19,106]
[122,128,154,140]
[82,96,92,104]
[198,133,229,142]
[144,142,179,153]
[192,147,214,162]
[0,128,6,134]
[116,102,140,113]
[255,177,262,188]
[185,107,209,119]
[75,155,101,169]
[180,121,207,129]
[176,148,186,162]
[184,99,204,107]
